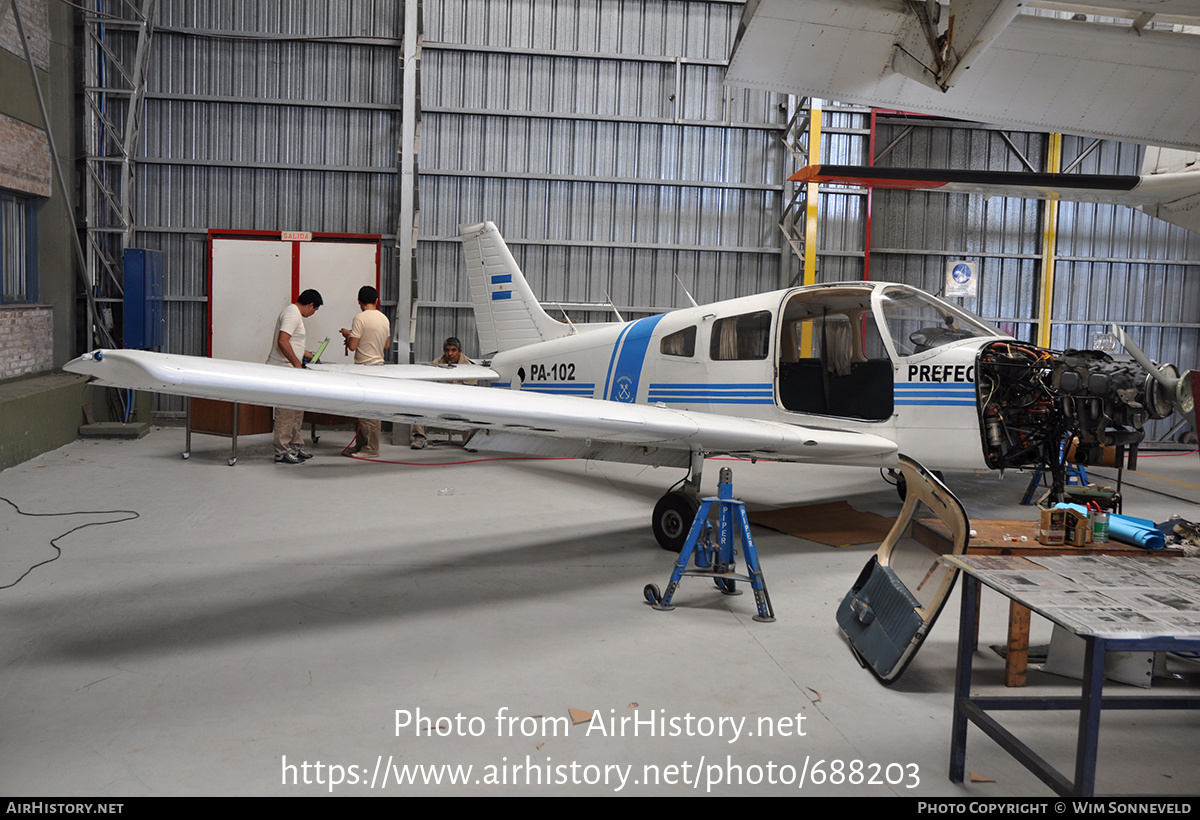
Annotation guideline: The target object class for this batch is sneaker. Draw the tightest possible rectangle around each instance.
[275,451,304,464]
[295,450,314,460]
[410,436,427,450]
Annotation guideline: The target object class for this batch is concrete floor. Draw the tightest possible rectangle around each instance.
[2,425,1198,796]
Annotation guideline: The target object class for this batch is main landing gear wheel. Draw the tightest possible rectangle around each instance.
[652,491,700,552]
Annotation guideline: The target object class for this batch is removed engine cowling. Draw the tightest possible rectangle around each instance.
[976,340,1176,473]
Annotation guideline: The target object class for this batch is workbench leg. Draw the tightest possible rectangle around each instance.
[1005,601,1032,687]
[950,575,979,784]
[973,588,982,651]
[1073,637,1105,797]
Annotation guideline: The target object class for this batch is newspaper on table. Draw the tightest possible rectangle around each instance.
[948,555,1200,639]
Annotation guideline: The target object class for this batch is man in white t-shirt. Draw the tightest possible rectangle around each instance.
[266,289,323,464]
[339,285,391,457]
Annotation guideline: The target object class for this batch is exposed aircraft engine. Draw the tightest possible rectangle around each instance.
[976,341,1179,477]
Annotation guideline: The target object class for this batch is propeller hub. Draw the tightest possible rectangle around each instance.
[1176,370,1195,416]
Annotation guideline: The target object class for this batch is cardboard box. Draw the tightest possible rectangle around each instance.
[1062,507,1092,547]
[1038,507,1065,546]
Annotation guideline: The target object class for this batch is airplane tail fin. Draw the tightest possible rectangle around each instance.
[460,221,573,355]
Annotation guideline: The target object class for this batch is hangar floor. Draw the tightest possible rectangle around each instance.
[2,426,1198,797]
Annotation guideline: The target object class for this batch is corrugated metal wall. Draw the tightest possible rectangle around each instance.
[418,0,791,353]
[96,0,403,410]
[103,0,792,379]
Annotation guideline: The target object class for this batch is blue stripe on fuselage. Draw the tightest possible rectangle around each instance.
[602,323,636,400]
[894,382,976,406]
[604,314,666,402]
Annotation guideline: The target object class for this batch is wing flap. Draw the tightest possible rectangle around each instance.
[66,349,898,467]
[308,362,499,382]
[468,431,692,467]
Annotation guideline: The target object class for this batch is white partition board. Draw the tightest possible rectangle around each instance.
[299,241,381,365]
[209,236,380,365]
[210,239,292,362]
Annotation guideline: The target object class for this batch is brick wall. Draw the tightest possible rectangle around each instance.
[0,113,51,196]
[0,0,50,70]
[0,306,53,379]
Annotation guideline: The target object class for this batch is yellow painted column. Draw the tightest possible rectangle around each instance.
[1036,133,1061,348]
[800,99,822,357]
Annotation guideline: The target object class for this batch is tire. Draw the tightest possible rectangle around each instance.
[652,491,700,552]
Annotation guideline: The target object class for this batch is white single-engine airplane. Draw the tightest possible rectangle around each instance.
[66,222,1195,551]
[63,221,1196,681]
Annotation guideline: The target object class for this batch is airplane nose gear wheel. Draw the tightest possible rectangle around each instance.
[652,491,700,552]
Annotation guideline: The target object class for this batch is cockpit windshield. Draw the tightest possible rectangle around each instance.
[876,286,1003,357]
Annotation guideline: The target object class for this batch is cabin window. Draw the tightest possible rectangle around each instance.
[877,287,997,357]
[660,326,696,357]
[710,311,771,361]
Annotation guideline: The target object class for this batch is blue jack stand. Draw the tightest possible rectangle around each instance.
[643,467,775,623]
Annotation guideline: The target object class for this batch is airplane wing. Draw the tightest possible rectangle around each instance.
[726,0,1200,151]
[308,362,500,382]
[65,349,898,467]
[791,164,1200,233]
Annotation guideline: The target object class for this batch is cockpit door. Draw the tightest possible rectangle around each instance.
[836,455,970,683]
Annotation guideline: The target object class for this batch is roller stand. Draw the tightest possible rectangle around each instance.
[643,467,775,623]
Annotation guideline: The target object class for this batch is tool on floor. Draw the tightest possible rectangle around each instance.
[643,467,775,622]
